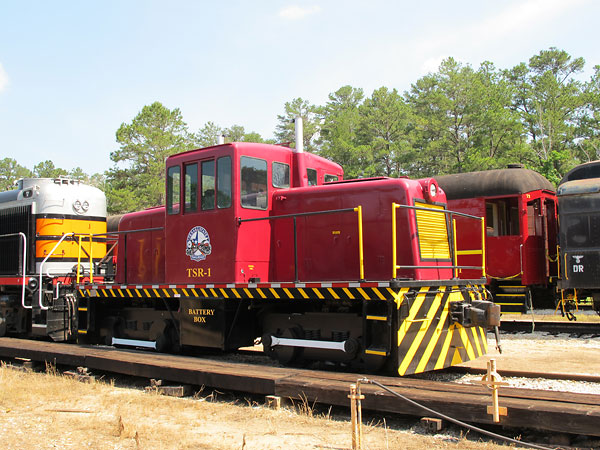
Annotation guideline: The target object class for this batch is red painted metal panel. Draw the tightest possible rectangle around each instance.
[115,207,165,284]
[271,177,452,282]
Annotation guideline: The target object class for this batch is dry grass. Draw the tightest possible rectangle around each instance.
[0,362,530,450]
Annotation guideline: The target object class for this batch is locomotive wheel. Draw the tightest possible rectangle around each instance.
[153,322,179,353]
[262,326,303,365]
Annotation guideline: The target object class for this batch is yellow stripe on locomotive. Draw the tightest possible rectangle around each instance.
[36,217,107,260]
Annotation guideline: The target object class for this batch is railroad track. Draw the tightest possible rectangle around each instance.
[446,365,600,383]
[500,319,600,335]
[0,337,599,439]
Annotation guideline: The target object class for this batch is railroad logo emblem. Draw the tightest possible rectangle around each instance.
[186,226,212,261]
[573,255,584,264]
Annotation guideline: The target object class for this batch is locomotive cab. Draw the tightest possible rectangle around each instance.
[163,143,343,285]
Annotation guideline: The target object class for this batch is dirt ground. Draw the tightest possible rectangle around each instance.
[1,325,600,449]
[462,315,600,376]
[0,362,541,450]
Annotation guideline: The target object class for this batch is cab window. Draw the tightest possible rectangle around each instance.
[272,162,290,188]
[324,174,338,182]
[217,156,231,209]
[241,156,267,209]
[201,160,215,210]
[184,163,198,213]
[307,168,318,186]
[167,166,181,215]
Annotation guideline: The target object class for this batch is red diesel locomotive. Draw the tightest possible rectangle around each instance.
[0,123,500,376]
[74,134,498,376]
[436,166,558,313]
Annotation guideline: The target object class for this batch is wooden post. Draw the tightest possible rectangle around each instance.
[477,359,508,423]
[348,383,365,450]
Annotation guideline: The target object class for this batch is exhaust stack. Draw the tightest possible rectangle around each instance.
[293,116,308,187]
[294,116,303,153]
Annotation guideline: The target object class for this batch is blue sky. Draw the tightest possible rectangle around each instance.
[1,0,599,175]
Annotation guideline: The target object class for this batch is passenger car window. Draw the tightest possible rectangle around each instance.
[241,156,267,209]
[167,166,181,215]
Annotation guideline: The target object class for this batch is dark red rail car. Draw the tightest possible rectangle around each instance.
[436,166,558,312]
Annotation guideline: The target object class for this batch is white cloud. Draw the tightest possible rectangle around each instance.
[279,5,321,20]
[0,63,8,93]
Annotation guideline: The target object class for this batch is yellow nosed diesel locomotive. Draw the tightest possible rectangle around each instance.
[0,177,106,340]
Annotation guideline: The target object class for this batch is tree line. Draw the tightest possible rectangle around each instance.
[2,48,599,214]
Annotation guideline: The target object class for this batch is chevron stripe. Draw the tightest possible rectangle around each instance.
[414,288,451,373]
[80,286,406,301]
[394,285,489,375]
[398,288,443,375]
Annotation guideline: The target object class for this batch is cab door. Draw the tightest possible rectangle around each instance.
[165,154,235,284]
[522,197,545,285]
[542,197,558,280]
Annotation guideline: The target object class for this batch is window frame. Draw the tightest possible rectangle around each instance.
[240,156,268,210]
[184,162,198,213]
[307,168,318,186]
[201,159,216,211]
[166,165,181,215]
[217,156,232,209]
[272,161,290,189]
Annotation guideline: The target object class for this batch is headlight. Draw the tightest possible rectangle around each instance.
[429,183,437,198]
[73,199,89,214]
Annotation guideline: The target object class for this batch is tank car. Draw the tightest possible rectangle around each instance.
[436,166,558,313]
[557,160,600,315]
[76,138,499,376]
[0,177,107,340]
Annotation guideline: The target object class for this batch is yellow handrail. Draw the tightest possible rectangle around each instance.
[76,235,82,283]
[452,217,486,278]
[452,218,458,278]
[354,205,365,280]
[393,202,485,279]
[480,217,486,278]
[76,234,94,284]
[392,203,399,279]
[88,234,93,283]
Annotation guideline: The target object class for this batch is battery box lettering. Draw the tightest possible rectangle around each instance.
[186,267,212,278]
[188,308,215,324]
